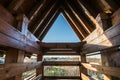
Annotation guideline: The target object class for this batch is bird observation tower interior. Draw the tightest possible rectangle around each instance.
[0,0,120,80]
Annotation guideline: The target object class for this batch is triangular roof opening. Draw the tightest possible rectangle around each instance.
[42,13,80,43]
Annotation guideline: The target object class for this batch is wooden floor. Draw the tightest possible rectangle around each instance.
[39,76,82,80]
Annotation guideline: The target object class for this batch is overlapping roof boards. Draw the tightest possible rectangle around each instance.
[0,0,119,41]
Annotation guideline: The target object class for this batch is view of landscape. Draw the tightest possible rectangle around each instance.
[0,53,103,80]
[44,66,80,76]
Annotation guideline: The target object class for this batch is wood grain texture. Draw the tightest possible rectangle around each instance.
[0,62,42,80]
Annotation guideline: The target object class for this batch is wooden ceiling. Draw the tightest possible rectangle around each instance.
[0,0,120,41]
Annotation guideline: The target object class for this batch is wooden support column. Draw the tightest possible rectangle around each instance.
[4,13,27,80]
[5,47,25,80]
[101,51,112,80]
[101,50,120,80]
[36,53,43,79]
[81,54,87,80]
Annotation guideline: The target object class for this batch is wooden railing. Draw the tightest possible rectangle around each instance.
[81,63,120,78]
[0,62,42,80]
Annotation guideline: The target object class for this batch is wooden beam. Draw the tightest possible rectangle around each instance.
[61,10,84,40]
[43,52,80,55]
[70,0,98,31]
[28,0,55,33]
[7,0,24,14]
[0,4,16,26]
[0,62,42,80]
[100,0,119,12]
[5,48,25,63]
[65,1,91,34]
[33,0,58,34]
[36,53,43,78]
[61,7,87,39]
[38,10,60,40]
[28,0,45,19]
[82,22,120,54]
[73,0,96,30]
[66,1,94,33]
[62,5,88,38]
[78,0,98,17]
[81,73,91,80]
[43,61,81,66]
[5,47,25,80]
[38,42,86,49]
[0,18,40,54]
[34,6,59,38]
[43,76,80,79]
[81,54,87,80]
[82,63,120,78]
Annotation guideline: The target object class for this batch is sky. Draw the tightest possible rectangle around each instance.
[42,13,80,43]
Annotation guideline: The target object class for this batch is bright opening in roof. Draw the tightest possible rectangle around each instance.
[42,13,80,43]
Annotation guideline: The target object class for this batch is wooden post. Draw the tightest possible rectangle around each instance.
[101,50,120,80]
[81,54,88,80]
[101,51,112,80]
[5,47,25,80]
[36,52,43,79]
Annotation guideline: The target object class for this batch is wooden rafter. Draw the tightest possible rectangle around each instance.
[38,10,60,40]
[65,1,91,34]
[61,10,84,40]
[73,0,96,30]
[66,1,94,33]
[78,0,100,17]
[28,0,50,32]
[33,0,58,34]
[61,7,87,38]
[34,3,60,38]
[27,0,45,19]
[7,0,25,14]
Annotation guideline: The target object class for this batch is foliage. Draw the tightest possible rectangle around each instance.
[44,66,68,76]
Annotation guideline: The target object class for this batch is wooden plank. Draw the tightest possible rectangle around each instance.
[82,22,120,54]
[28,0,44,19]
[81,73,91,80]
[65,1,92,34]
[81,54,87,76]
[70,0,96,31]
[0,4,15,26]
[5,48,25,80]
[37,54,43,77]
[7,0,25,14]
[37,9,60,39]
[28,0,55,33]
[39,10,60,40]
[43,76,80,79]
[43,61,80,66]
[38,42,86,49]
[0,62,42,80]
[43,52,80,55]
[63,10,86,38]
[101,51,112,80]
[62,6,88,38]
[0,18,40,54]
[33,0,58,34]
[34,6,59,38]
[62,10,84,40]
[78,0,98,17]
[82,63,120,78]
